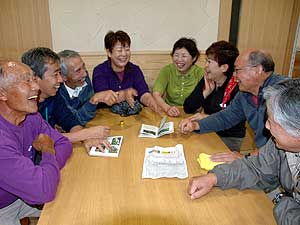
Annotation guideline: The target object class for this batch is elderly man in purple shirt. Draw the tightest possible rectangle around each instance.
[92,30,161,113]
[0,61,72,224]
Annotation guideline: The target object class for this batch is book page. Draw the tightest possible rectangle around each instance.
[139,124,159,138]
[89,136,123,157]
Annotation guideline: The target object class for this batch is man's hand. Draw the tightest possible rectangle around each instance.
[124,88,138,108]
[188,112,209,121]
[32,134,55,155]
[84,126,111,140]
[167,106,181,117]
[178,119,200,134]
[210,152,243,163]
[83,138,111,154]
[91,90,119,106]
[187,173,217,200]
[203,73,215,99]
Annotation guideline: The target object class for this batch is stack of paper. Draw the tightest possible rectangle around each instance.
[142,144,188,179]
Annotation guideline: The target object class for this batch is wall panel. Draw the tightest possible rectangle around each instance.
[0,0,52,60]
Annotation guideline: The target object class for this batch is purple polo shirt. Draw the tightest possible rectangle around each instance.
[92,60,150,100]
[0,113,72,209]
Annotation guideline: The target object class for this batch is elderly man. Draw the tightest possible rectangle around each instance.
[0,61,72,224]
[58,50,111,126]
[179,49,285,162]
[21,47,110,150]
[187,79,300,225]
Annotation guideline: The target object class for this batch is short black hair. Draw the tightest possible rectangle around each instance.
[104,30,131,53]
[171,38,200,64]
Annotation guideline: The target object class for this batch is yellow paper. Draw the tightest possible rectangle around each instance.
[197,153,224,171]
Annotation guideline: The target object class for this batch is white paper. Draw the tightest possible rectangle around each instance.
[142,144,188,179]
[89,136,123,157]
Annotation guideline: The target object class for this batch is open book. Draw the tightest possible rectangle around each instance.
[139,116,174,138]
[89,136,123,157]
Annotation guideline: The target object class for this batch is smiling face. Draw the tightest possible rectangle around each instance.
[107,41,131,72]
[265,110,300,152]
[233,51,259,94]
[205,55,228,81]
[172,48,195,75]
[64,56,87,89]
[1,62,40,118]
[38,60,63,102]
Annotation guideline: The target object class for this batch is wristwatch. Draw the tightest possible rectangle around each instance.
[244,153,251,159]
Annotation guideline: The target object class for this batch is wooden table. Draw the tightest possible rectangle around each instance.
[37,108,276,225]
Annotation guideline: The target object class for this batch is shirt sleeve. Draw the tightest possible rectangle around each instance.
[211,139,281,191]
[152,66,170,94]
[183,78,205,113]
[38,113,73,169]
[197,92,246,134]
[52,95,82,132]
[0,114,72,205]
[131,65,150,98]
[92,63,111,92]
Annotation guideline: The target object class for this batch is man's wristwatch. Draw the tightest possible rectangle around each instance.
[244,153,251,159]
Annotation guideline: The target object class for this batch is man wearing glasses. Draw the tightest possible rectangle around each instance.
[179,49,285,162]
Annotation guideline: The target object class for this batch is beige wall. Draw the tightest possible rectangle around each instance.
[237,0,296,75]
[48,0,220,52]
[0,0,52,60]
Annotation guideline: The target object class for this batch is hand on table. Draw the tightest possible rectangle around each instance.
[187,173,217,200]
[83,138,111,154]
[124,88,138,108]
[32,134,55,155]
[91,90,119,106]
[167,106,181,117]
[210,151,243,163]
[178,119,200,134]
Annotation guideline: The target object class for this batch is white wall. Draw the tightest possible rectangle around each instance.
[49,0,220,52]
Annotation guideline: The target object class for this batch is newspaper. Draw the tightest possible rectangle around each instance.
[139,116,174,138]
[142,144,188,179]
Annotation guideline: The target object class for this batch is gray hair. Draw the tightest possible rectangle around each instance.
[21,47,60,79]
[58,50,80,77]
[0,62,18,89]
[247,50,275,72]
[263,79,300,137]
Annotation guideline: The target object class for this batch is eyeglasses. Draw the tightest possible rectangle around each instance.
[234,65,258,74]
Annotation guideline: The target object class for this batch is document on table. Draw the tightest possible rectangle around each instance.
[142,144,188,179]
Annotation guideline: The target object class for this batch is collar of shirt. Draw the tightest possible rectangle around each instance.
[64,82,87,99]
[175,64,196,78]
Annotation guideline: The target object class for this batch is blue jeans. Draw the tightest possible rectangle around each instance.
[0,199,41,225]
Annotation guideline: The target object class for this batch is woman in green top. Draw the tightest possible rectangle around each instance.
[153,38,204,117]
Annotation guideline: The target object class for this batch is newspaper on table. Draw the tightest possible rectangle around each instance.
[139,116,174,138]
[142,144,188,179]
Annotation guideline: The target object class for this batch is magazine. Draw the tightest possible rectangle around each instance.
[89,136,123,157]
[138,116,174,138]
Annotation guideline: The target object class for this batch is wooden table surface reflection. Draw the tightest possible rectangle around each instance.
[37,108,276,225]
